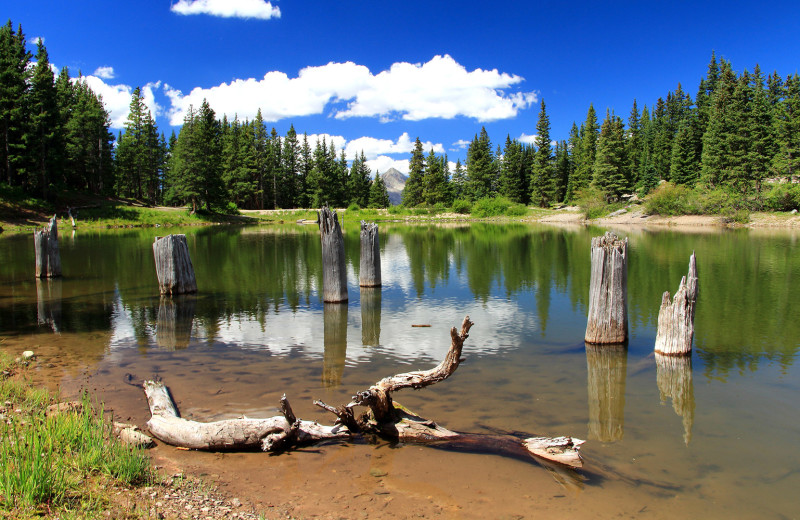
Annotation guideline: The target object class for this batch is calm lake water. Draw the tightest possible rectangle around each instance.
[1,222,798,518]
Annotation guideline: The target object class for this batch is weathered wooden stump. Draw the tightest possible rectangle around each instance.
[585,231,628,344]
[655,354,695,445]
[152,235,197,295]
[359,221,381,287]
[586,343,627,442]
[156,295,197,350]
[34,216,62,278]
[318,206,348,303]
[36,278,62,333]
[360,287,381,346]
[654,252,698,356]
[323,303,348,388]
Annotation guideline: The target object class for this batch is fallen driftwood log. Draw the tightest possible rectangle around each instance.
[142,316,584,469]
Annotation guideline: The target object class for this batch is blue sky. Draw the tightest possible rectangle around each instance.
[6,0,800,174]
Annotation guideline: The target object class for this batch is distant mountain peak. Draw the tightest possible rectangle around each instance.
[381,168,407,206]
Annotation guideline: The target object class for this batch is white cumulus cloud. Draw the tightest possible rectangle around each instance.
[29,36,44,46]
[344,133,443,161]
[519,133,538,145]
[171,0,280,19]
[367,156,409,175]
[165,55,536,125]
[93,66,115,79]
[79,76,162,129]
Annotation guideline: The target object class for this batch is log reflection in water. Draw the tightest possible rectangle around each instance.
[586,343,627,442]
[360,287,381,346]
[323,302,348,387]
[36,278,62,333]
[655,353,695,445]
[156,295,197,350]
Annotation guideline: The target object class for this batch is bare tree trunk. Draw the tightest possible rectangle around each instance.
[359,221,381,287]
[585,232,628,344]
[318,206,348,303]
[34,215,61,278]
[153,235,197,295]
[654,253,698,356]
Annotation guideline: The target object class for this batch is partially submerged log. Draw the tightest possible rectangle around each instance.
[142,317,585,470]
[585,232,628,344]
[359,221,381,287]
[153,235,197,295]
[34,216,62,278]
[654,252,698,356]
[318,206,348,303]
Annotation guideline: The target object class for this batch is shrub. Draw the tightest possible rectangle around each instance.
[762,183,800,212]
[472,196,513,217]
[574,187,609,219]
[451,199,472,214]
[346,202,360,212]
[505,203,528,217]
[644,182,692,216]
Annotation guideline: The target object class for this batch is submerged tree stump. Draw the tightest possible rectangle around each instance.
[153,235,197,295]
[655,354,695,445]
[156,295,197,349]
[359,221,381,287]
[323,303,348,388]
[654,253,698,356]
[34,216,62,278]
[360,287,381,346]
[318,206,348,303]
[585,343,627,442]
[585,232,628,344]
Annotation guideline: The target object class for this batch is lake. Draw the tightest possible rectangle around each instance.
[1,222,798,519]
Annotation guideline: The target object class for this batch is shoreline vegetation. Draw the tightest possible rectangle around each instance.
[2,185,800,235]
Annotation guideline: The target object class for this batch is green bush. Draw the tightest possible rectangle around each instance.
[471,196,513,217]
[505,203,529,217]
[346,202,360,212]
[575,187,609,219]
[644,182,693,216]
[693,186,740,215]
[762,183,800,212]
[451,199,472,214]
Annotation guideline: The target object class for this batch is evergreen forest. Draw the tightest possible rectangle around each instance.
[2,18,799,214]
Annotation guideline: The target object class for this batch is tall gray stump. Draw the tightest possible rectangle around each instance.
[586,343,627,442]
[360,287,381,346]
[656,354,695,445]
[153,235,197,295]
[323,303,348,388]
[318,206,348,303]
[34,215,62,278]
[585,231,628,344]
[654,252,698,356]
[359,221,381,287]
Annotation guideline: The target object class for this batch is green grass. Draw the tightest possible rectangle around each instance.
[0,354,151,517]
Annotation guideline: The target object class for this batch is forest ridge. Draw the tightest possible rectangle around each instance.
[2,19,799,213]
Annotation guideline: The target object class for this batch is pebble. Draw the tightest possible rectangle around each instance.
[22,351,35,360]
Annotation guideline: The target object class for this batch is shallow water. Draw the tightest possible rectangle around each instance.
[1,222,798,518]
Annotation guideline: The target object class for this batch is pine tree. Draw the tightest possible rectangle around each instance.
[530,100,554,206]
[626,100,642,187]
[669,116,700,186]
[499,136,525,203]
[572,105,598,195]
[773,73,800,181]
[451,159,467,200]
[553,140,570,203]
[592,110,629,200]
[466,127,495,199]
[564,123,582,201]
[402,137,425,206]
[347,150,372,207]
[748,65,774,194]
[368,170,390,208]
[0,21,31,187]
[423,150,449,205]
[27,40,61,198]
[298,133,311,208]
[280,124,300,208]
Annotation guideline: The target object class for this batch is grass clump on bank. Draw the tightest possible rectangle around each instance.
[0,353,151,518]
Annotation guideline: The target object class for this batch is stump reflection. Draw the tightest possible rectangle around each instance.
[156,295,196,350]
[585,343,627,442]
[323,303,348,387]
[36,278,62,333]
[655,353,695,445]
[360,287,381,346]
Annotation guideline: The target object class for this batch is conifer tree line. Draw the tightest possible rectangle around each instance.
[405,53,800,208]
[3,19,798,212]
